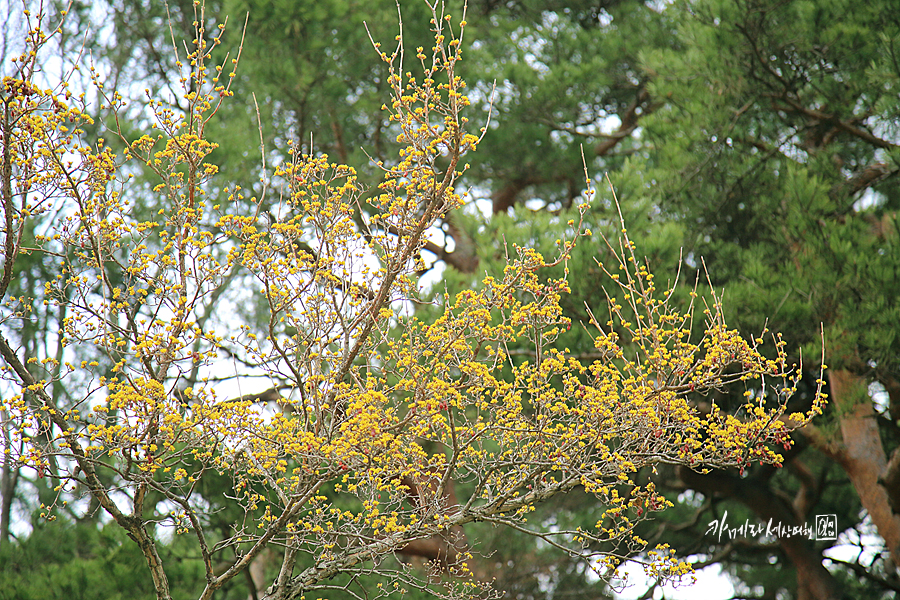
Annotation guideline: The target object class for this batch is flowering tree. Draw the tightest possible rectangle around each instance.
[0,3,824,599]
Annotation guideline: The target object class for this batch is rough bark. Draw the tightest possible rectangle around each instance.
[828,369,900,568]
[882,447,900,515]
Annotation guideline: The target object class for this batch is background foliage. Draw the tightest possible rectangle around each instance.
[1,0,898,599]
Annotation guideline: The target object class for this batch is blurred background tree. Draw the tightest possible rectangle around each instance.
[2,0,898,599]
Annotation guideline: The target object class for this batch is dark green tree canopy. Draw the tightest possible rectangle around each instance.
[2,1,899,599]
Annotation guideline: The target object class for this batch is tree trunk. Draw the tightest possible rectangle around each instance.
[0,407,19,548]
[828,369,900,569]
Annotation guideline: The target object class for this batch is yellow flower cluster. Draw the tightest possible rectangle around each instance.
[0,4,826,599]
